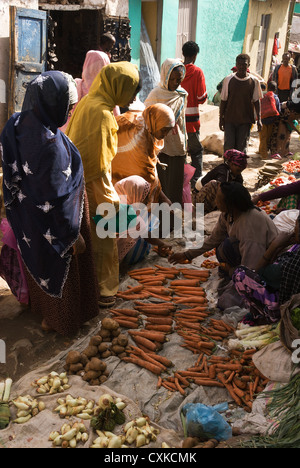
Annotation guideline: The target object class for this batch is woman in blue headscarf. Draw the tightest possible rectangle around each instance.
[0,71,99,336]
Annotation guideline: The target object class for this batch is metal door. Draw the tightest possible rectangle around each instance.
[8,7,47,118]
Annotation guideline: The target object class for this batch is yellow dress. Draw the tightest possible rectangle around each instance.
[66,62,140,298]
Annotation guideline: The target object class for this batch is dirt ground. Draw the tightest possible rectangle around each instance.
[0,112,299,447]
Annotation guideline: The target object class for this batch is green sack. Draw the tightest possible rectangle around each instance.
[93,204,137,234]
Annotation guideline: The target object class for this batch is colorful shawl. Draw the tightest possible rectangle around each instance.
[144,58,188,156]
[66,61,140,184]
[114,176,151,261]
[0,71,85,297]
[112,104,175,203]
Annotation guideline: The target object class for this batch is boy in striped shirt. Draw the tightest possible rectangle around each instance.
[181,41,207,192]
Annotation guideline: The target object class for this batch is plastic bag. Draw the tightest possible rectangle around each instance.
[181,402,232,441]
[0,218,29,304]
[182,164,195,210]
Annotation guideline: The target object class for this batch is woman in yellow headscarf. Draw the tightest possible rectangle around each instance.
[66,61,141,307]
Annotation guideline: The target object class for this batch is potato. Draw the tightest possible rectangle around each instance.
[99,375,108,384]
[102,337,112,343]
[69,363,83,374]
[89,336,103,347]
[89,379,100,386]
[118,352,127,359]
[111,328,121,337]
[98,343,110,354]
[80,353,89,366]
[101,318,119,331]
[101,350,112,359]
[182,437,201,449]
[88,358,107,372]
[117,334,128,347]
[82,345,99,359]
[111,337,119,346]
[66,350,82,365]
[82,370,102,382]
[111,345,125,355]
[98,328,111,339]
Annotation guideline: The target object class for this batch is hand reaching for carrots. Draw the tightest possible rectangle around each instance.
[168,252,191,265]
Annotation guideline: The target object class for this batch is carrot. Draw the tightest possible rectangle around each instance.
[179,269,210,277]
[148,353,174,368]
[157,377,162,389]
[162,382,176,391]
[174,372,190,387]
[139,281,165,286]
[232,381,245,399]
[208,365,216,379]
[143,287,172,296]
[217,373,242,406]
[146,317,173,325]
[129,268,157,274]
[198,341,215,349]
[194,379,224,388]
[174,377,186,396]
[129,348,167,371]
[145,325,173,333]
[113,315,139,323]
[129,330,166,343]
[124,285,144,294]
[225,371,235,384]
[176,321,201,330]
[171,279,200,287]
[130,335,158,352]
[111,308,140,317]
[215,363,243,372]
[174,296,206,304]
[114,320,140,329]
[122,356,162,375]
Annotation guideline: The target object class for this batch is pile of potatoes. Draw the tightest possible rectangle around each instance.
[64,318,129,386]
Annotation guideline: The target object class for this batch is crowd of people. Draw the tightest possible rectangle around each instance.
[1,36,300,337]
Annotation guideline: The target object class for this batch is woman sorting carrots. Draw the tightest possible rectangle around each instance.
[169,182,279,275]
[66,62,141,307]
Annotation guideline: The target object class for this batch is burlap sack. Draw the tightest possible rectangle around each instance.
[280,294,300,353]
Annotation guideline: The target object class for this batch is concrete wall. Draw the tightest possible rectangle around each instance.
[129,0,142,66]
[160,0,179,66]
[195,0,250,101]
[243,0,291,81]
[0,0,38,132]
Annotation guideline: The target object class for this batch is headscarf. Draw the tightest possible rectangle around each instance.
[144,58,187,156]
[0,71,84,297]
[114,176,151,261]
[61,72,78,106]
[112,104,175,203]
[66,62,140,184]
[76,50,110,101]
[224,149,248,169]
[143,103,175,135]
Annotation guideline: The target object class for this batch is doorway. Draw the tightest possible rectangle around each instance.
[256,14,271,77]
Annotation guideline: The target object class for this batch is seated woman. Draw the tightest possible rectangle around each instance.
[112,103,175,205]
[233,215,300,325]
[193,150,248,214]
[114,176,170,265]
[169,182,278,274]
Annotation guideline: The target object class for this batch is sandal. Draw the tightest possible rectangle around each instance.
[98,296,117,308]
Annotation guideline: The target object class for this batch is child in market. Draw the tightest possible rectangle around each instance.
[259,81,281,159]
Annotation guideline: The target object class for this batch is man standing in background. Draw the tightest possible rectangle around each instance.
[181,41,207,193]
[219,54,262,154]
[272,52,298,103]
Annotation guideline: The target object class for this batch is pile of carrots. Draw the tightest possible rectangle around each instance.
[158,350,270,412]
[175,318,234,355]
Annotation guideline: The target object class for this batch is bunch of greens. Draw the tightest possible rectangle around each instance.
[242,372,300,448]
[91,402,126,432]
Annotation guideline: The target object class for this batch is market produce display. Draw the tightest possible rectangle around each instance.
[12,395,45,424]
[0,378,12,429]
[32,372,70,395]
[49,421,89,448]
